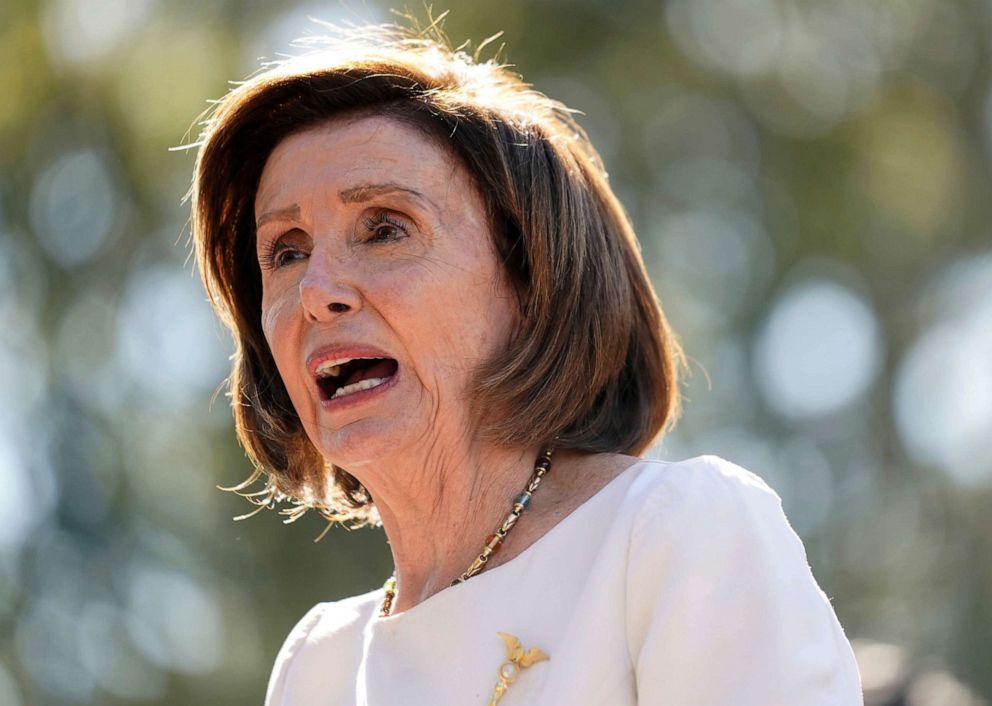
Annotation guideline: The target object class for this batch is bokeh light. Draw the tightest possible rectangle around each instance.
[0,661,24,706]
[125,565,224,675]
[0,435,38,552]
[894,253,992,486]
[115,262,229,407]
[28,148,119,269]
[41,0,157,68]
[753,270,883,420]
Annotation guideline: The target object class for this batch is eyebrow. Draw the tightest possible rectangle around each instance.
[255,182,440,231]
[339,182,439,213]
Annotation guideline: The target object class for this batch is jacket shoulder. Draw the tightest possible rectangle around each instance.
[264,589,380,705]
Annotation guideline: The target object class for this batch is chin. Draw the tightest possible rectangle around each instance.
[313,415,418,472]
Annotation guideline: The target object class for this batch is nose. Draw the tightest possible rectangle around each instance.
[299,253,361,323]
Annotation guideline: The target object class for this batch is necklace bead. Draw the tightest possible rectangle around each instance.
[380,444,556,617]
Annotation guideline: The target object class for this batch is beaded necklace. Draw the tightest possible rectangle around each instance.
[379,444,556,617]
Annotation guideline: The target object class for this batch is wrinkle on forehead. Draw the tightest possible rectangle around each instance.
[253,115,489,242]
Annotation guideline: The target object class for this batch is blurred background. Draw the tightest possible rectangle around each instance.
[1,0,990,703]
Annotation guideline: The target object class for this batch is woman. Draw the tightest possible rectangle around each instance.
[190,22,863,706]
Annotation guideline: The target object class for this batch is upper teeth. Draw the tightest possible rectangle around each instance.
[314,357,372,378]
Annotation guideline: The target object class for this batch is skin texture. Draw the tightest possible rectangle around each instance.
[255,115,636,613]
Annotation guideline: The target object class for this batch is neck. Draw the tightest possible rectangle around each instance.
[357,439,546,615]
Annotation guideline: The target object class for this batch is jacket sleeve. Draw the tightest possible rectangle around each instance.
[624,456,863,706]
[264,603,326,706]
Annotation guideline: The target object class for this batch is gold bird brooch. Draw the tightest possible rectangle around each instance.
[486,632,549,705]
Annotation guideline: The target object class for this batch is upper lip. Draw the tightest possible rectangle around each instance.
[305,344,395,379]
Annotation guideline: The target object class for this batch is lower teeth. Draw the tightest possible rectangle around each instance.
[331,376,387,399]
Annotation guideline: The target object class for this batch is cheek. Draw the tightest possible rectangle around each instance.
[474,283,519,354]
[260,290,299,375]
[260,300,280,344]
[429,267,516,366]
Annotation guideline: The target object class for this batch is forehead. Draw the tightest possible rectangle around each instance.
[254,114,465,215]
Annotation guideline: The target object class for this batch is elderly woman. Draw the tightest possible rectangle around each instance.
[190,22,863,706]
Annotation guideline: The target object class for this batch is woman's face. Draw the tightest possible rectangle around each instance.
[253,115,518,472]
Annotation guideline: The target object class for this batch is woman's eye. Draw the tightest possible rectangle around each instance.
[362,212,409,243]
[275,247,306,267]
[259,239,307,270]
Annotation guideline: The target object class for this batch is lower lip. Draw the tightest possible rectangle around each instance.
[318,370,400,411]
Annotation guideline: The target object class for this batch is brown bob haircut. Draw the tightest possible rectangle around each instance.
[190,21,686,529]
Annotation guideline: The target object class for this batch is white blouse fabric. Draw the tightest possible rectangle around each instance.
[264,455,864,706]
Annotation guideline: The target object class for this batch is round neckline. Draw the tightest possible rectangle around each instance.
[372,457,657,626]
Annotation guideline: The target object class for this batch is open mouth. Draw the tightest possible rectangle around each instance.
[314,357,399,402]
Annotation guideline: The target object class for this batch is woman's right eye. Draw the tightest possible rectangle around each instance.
[259,238,307,271]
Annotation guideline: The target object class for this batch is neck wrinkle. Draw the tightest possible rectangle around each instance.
[371,441,542,615]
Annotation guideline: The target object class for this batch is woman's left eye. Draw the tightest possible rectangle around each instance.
[361,211,410,243]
